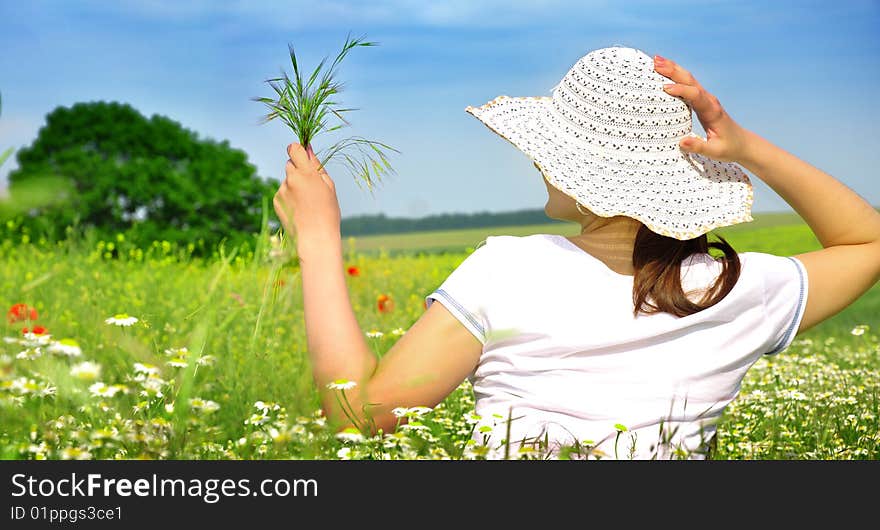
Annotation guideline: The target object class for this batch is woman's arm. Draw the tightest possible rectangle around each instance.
[737,131,880,332]
[655,55,880,334]
[275,143,482,434]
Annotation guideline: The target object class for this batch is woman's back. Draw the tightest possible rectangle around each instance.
[426,233,809,458]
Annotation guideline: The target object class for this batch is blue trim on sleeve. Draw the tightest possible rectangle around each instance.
[766,256,807,356]
[426,288,486,344]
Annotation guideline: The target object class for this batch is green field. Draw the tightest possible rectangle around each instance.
[1,214,878,459]
[349,211,809,255]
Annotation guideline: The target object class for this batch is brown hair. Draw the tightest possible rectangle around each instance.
[631,224,741,318]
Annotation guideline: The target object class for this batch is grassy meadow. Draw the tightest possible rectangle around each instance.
[1,213,878,459]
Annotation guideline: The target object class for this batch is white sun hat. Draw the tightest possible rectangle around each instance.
[465,45,754,240]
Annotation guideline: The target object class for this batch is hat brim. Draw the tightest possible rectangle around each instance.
[465,95,754,240]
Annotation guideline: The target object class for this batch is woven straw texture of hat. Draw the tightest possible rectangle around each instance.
[465,46,754,240]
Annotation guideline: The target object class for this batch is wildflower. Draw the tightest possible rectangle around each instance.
[377,294,394,313]
[197,355,216,366]
[269,427,291,444]
[164,403,175,413]
[406,406,433,418]
[133,362,160,376]
[246,413,270,426]
[7,303,38,324]
[347,266,360,276]
[167,357,188,368]
[60,447,92,460]
[851,325,869,336]
[22,326,47,335]
[254,400,281,412]
[137,377,165,398]
[390,327,406,336]
[336,427,365,443]
[327,379,357,391]
[16,348,43,360]
[88,382,122,398]
[464,412,482,424]
[189,397,220,413]
[269,234,285,259]
[365,330,384,339]
[399,421,429,432]
[48,339,82,357]
[105,314,138,327]
[337,447,352,459]
[391,407,410,418]
[70,361,101,381]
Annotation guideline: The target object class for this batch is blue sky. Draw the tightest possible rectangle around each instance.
[1,0,878,219]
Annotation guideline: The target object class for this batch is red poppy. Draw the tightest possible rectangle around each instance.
[7,303,38,324]
[377,294,394,313]
[22,325,47,335]
[347,266,360,277]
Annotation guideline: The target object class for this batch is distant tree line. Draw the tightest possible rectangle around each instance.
[340,208,566,237]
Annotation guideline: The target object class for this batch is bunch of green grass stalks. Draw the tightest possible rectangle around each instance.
[253,32,398,193]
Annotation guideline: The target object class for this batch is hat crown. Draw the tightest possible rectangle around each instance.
[549,46,694,154]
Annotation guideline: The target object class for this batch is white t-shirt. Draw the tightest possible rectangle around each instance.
[425,233,809,459]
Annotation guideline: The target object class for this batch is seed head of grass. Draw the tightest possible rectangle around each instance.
[253,31,399,193]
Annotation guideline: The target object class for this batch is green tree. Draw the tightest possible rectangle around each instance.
[6,101,276,251]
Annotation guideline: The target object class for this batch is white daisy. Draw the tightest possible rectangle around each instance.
[365,330,384,338]
[133,362,160,375]
[405,406,433,418]
[16,348,43,360]
[327,379,357,391]
[390,327,406,336]
[21,333,52,346]
[851,325,869,336]
[335,428,365,443]
[138,376,166,398]
[336,447,352,459]
[105,314,138,327]
[391,407,410,418]
[70,361,101,381]
[189,397,220,413]
[88,382,121,398]
[166,358,188,368]
[164,346,188,356]
[246,412,270,425]
[196,355,216,366]
[60,447,92,460]
[48,339,82,357]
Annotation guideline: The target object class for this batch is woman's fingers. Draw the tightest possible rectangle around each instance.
[653,55,700,87]
[287,142,311,168]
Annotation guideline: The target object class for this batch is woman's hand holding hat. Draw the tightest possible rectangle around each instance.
[654,55,752,164]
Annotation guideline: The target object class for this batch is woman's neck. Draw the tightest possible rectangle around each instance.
[566,217,642,274]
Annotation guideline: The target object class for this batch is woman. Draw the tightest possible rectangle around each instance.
[273,46,880,459]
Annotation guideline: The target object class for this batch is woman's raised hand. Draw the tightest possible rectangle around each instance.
[654,54,753,163]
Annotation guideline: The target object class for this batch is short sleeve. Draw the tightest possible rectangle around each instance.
[425,239,495,345]
[757,253,810,355]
